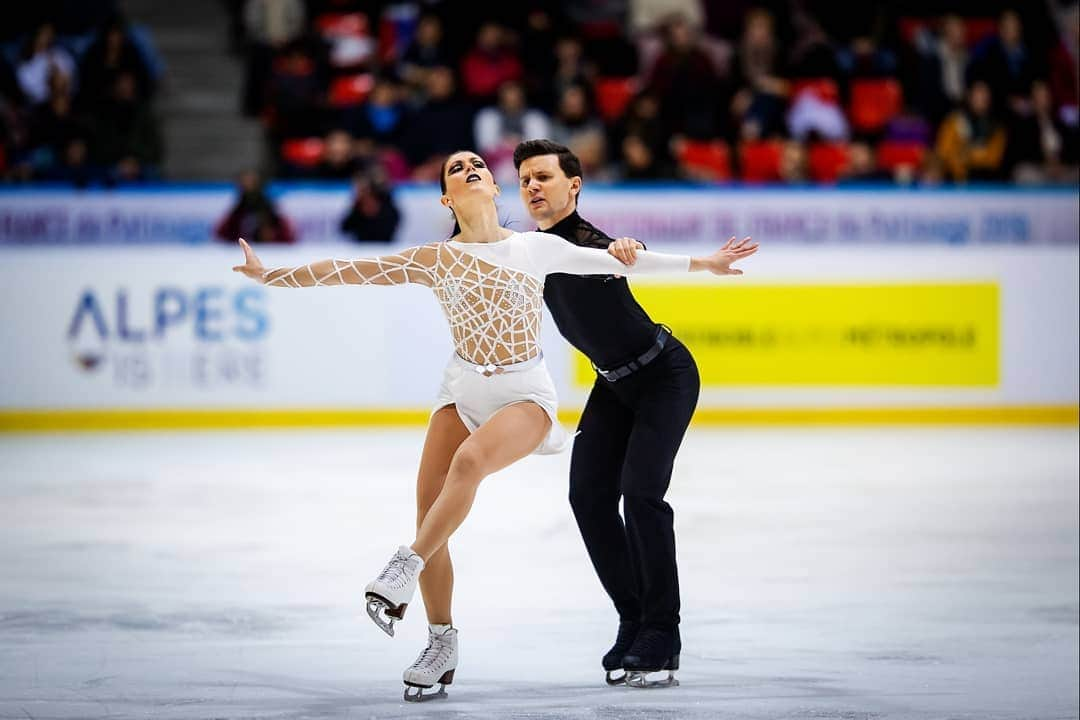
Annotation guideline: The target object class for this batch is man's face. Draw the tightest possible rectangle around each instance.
[518,154,580,228]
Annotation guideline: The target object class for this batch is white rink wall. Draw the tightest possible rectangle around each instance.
[0,186,1076,423]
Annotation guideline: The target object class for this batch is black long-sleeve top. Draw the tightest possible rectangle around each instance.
[542,211,662,369]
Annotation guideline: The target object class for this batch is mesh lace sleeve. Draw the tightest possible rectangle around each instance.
[261,245,437,288]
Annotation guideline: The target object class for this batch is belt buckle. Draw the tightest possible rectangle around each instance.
[475,363,500,377]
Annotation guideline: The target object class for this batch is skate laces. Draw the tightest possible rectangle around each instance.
[410,631,453,670]
[376,548,418,589]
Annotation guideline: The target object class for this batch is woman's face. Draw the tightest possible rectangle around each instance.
[441,152,498,207]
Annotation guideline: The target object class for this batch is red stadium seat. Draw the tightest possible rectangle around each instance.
[790,77,840,105]
[281,138,325,167]
[808,142,851,183]
[898,17,997,48]
[328,74,374,107]
[594,77,639,122]
[738,140,783,182]
[315,13,370,38]
[676,140,732,181]
[848,78,902,133]
[876,140,927,171]
[963,18,998,46]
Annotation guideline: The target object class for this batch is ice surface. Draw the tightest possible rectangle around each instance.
[0,428,1077,719]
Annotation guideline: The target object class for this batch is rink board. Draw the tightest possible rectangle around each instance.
[0,240,1076,429]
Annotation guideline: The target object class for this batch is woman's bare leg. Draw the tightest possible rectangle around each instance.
[415,406,470,625]
[412,402,551,560]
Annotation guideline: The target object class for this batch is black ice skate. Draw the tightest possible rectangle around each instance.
[602,620,640,685]
[622,626,680,688]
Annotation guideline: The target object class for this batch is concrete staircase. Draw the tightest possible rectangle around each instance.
[124,0,262,180]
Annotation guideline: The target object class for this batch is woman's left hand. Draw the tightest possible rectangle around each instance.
[691,236,759,275]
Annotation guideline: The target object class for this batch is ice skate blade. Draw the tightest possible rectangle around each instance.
[605,670,627,686]
[403,684,448,702]
[365,593,406,637]
[403,670,454,702]
[626,670,679,689]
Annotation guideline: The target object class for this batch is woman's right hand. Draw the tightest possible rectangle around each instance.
[232,238,266,283]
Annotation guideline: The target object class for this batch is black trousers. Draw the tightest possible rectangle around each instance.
[569,337,700,630]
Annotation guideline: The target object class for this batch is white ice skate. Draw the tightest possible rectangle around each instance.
[402,624,458,702]
[364,545,424,637]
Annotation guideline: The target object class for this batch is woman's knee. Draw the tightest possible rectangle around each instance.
[447,444,486,485]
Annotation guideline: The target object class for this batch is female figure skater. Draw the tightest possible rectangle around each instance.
[232,150,757,701]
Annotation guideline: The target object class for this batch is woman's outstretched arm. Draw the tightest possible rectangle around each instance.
[530,232,758,277]
[232,238,436,287]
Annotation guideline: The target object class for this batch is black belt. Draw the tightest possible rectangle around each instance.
[593,325,671,382]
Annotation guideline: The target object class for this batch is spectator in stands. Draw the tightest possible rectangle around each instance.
[518,8,560,111]
[79,14,156,107]
[460,23,523,105]
[345,75,407,147]
[400,14,450,97]
[48,137,96,187]
[314,128,360,179]
[241,0,306,117]
[839,140,891,183]
[787,6,842,81]
[400,65,475,180]
[787,84,849,142]
[620,132,673,179]
[536,35,593,114]
[968,10,1035,115]
[340,164,401,242]
[612,91,669,163]
[91,71,163,182]
[731,8,787,140]
[837,34,898,80]
[550,85,605,155]
[935,80,1007,182]
[549,84,608,177]
[646,13,725,139]
[1008,80,1079,183]
[27,71,88,179]
[630,0,706,36]
[216,170,296,243]
[778,140,809,183]
[474,80,550,183]
[265,40,327,138]
[916,14,969,125]
[1048,3,1078,127]
[16,23,78,105]
[0,97,15,177]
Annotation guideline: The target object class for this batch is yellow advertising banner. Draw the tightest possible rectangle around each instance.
[573,283,1000,387]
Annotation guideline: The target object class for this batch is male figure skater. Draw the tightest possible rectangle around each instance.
[513,139,754,687]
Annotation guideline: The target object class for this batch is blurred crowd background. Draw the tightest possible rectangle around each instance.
[1,0,1078,199]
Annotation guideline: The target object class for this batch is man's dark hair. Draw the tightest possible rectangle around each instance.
[513,139,583,182]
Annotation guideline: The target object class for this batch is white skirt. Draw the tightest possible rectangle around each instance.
[432,354,572,455]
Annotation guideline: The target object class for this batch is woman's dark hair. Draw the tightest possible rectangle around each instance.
[439,150,470,237]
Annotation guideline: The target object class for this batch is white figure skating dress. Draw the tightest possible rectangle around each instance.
[263,231,690,452]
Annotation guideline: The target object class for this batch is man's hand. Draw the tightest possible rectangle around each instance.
[232,238,267,282]
[608,237,644,266]
[690,236,759,275]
